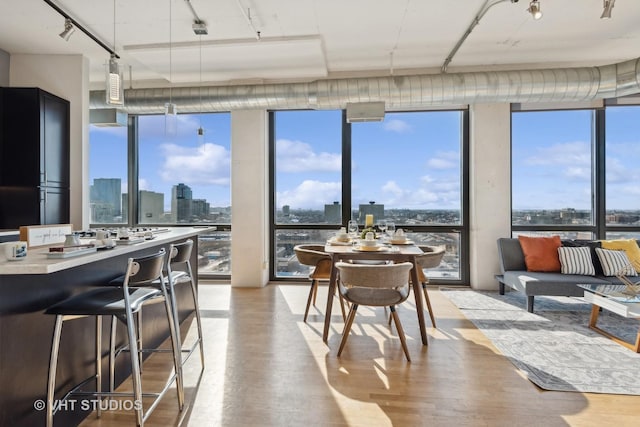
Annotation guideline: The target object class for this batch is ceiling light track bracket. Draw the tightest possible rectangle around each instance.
[441,0,510,73]
[43,0,119,58]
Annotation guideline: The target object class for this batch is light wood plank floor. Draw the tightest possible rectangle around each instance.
[80,284,640,427]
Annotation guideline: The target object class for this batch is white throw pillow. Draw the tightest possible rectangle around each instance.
[557,246,596,276]
[595,247,638,277]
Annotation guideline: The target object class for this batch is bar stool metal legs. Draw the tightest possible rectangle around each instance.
[166,239,205,368]
[45,249,184,426]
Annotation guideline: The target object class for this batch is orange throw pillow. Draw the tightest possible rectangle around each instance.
[518,235,562,272]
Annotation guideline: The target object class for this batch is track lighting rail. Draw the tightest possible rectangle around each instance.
[43,0,120,59]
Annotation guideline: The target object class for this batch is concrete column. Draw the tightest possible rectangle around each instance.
[230,110,269,287]
[9,54,90,230]
[469,103,512,290]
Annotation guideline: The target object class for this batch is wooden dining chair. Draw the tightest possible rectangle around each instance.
[294,244,347,322]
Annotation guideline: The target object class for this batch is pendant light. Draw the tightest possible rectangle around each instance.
[197,33,205,144]
[165,0,178,137]
[106,0,124,105]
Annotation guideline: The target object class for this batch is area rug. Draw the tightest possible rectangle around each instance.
[441,289,640,395]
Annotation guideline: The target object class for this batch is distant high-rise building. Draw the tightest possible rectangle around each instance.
[90,178,122,222]
[192,199,210,219]
[140,190,164,222]
[324,201,341,223]
[172,183,193,222]
[358,201,384,224]
[282,205,290,217]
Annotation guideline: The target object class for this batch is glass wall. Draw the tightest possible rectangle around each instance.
[605,106,640,239]
[512,105,640,240]
[137,113,231,224]
[274,110,343,225]
[512,109,595,234]
[89,112,232,277]
[88,124,128,224]
[272,109,468,282]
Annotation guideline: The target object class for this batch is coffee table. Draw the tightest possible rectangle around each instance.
[578,284,640,352]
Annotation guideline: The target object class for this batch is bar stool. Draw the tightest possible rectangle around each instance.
[45,249,184,426]
[164,239,205,368]
[109,239,204,383]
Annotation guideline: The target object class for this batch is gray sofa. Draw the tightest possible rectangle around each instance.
[495,237,629,313]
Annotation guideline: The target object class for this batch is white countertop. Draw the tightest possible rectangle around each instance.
[0,227,215,275]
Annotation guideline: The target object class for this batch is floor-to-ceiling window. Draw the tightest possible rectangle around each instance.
[88,123,128,224]
[89,112,232,277]
[511,104,640,239]
[604,105,640,239]
[271,110,344,277]
[512,109,596,238]
[271,109,469,283]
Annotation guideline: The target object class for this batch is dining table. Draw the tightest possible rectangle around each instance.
[322,239,429,345]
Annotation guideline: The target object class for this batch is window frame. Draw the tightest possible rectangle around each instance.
[88,113,232,280]
[269,108,470,285]
[511,105,640,239]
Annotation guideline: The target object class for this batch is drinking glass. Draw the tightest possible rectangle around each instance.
[377,220,387,236]
[347,220,359,237]
[386,221,395,237]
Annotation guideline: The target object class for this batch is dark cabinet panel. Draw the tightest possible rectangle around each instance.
[0,88,70,187]
[0,87,70,228]
[0,187,69,229]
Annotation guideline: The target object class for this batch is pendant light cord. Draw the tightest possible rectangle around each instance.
[169,0,173,104]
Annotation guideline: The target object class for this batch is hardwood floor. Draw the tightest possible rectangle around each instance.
[79,284,640,427]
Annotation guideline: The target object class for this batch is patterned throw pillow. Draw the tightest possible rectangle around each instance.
[561,239,603,275]
[557,246,596,276]
[600,239,640,273]
[594,248,638,277]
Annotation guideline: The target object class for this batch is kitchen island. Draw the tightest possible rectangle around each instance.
[0,227,213,427]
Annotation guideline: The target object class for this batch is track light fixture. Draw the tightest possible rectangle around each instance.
[105,0,124,105]
[527,0,542,20]
[107,54,124,105]
[59,18,75,41]
[601,0,615,19]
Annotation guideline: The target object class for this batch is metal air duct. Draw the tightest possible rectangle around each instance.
[89,57,640,114]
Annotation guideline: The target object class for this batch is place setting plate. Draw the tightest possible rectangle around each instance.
[389,239,414,245]
[327,238,353,246]
[352,245,398,252]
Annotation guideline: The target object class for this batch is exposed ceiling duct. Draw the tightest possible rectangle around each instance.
[89,57,640,114]
[89,108,127,127]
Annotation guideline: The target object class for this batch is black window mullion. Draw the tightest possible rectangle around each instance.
[128,115,138,227]
[342,110,352,225]
[595,109,606,239]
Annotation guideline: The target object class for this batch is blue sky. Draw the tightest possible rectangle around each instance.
[513,107,640,211]
[90,106,639,213]
[90,113,231,209]
[275,110,462,211]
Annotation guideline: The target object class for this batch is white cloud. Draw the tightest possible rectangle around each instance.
[277,180,341,209]
[276,139,341,172]
[606,156,637,184]
[425,151,458,170]
[427,158,456,169]
[137,179,148,191]
[159,143,230,186]
[367,179,459,208]
[526,141,591,166]
[383,119,411,133]
[564,166,590,180]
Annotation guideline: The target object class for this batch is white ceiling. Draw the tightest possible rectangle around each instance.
[1,0,640,90]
